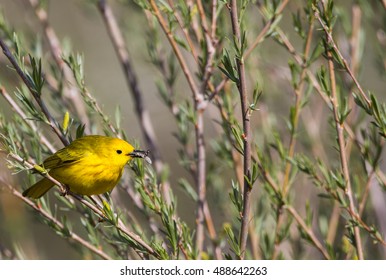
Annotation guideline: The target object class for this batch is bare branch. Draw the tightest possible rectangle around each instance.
[229,0,253,260]
[326,44,364,259]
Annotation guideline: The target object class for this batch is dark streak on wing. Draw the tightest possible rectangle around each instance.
[62,159,77,164]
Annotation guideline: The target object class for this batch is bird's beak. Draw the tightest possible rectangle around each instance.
[128,150,152,164]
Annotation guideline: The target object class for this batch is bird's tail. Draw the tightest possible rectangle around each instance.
[22,178,55,198]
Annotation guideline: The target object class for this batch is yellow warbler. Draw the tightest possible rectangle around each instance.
[22,135,150,198]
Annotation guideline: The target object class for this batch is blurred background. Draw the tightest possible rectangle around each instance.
[0,0,385,259]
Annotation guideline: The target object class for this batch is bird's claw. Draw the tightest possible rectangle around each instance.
[60,185,70,196]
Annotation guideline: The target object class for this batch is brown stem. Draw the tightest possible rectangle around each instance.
[196,0,221,259]
[194,108,206,258]
[211,0,218,39]
[313,6,370,106]
[229,0,252,260]
[326,47,364,259]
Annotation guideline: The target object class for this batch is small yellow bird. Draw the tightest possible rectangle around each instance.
[22,135,150,199]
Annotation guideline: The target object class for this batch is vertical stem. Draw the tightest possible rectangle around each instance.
[211,0,218,39]
[326,48,364,260]
[196,0,222,259]
[229,0,252,259]
[195,107,206,258]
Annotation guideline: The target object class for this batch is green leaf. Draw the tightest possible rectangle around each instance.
[219,49,239,83]
[229,180,243,214]
[224,224,241,257]
[230,124,244,155]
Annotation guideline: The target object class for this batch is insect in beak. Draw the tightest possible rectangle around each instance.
[128,150,152,164]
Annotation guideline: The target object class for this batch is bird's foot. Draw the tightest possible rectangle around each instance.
[60,184,70,196]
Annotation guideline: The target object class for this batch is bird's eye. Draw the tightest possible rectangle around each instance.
[116,150,122,154]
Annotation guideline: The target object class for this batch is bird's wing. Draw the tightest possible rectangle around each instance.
[42,145,90,169]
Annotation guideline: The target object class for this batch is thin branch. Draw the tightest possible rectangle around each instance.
[326,4,362,247]
[306,168,386,247]
[151,36,220,257]
[195,0,222,259]
[197,0,217,96]
[229,0,252,260]
[216,84,331,259]
[313,5,370,106]
[345,206,386,246]
[194,109,206,258]
[186,0,203,44]
[211,0,218,40]
[326,45,364,259]
[274,28,331,106]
